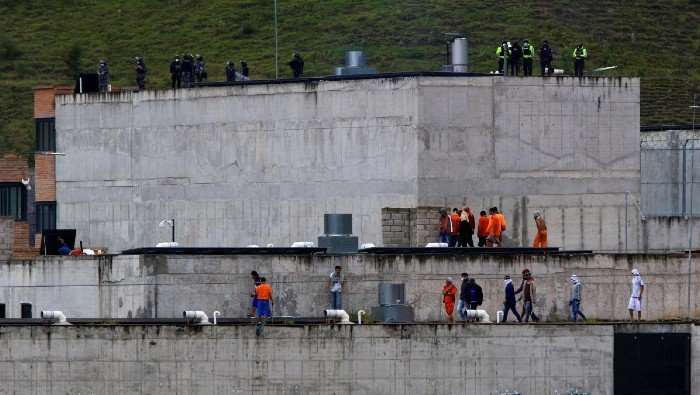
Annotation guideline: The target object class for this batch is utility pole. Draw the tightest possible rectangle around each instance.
[274,0,279,79]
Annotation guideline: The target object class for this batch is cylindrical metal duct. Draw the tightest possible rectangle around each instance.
[345,51,366,68]
[378,283,406,305]
[451,37,468,72]
[324,214,352,235]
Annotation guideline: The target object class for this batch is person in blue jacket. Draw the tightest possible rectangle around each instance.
[502,275,522,322]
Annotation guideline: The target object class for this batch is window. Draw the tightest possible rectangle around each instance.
[36,202,57,232]
[0,303,5,319]
[20,303,32,319]
[35,118,56,152]
[0,183,26,220]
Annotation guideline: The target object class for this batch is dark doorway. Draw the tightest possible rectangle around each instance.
[614,333,690,395]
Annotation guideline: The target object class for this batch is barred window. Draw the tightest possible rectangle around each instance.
[0,183,26,220]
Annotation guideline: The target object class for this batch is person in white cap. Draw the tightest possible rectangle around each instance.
[628,269,645,320]
[569,274,587,321]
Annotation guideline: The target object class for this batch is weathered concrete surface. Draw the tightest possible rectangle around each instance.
[4,252,700,322]
[0,324,613,395]
[55,76,646,253]
[641,129,700,216]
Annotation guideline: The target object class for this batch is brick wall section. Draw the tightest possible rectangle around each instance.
[33,86,73,118]
[382,206,444,247]
[34,154,55,202]
[381,208,413,247]
[415,206,442,246]
[0,154,29,182]
[11,221,36,259]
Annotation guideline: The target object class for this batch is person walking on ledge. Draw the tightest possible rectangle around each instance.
[442,277,458,323]
[628,269,645,321]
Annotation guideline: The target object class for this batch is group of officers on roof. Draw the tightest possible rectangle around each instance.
[496,39,588,77]
[94,40,589,93]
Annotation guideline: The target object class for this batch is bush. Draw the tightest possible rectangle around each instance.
[239,23,255,36]
[0,36,22,60]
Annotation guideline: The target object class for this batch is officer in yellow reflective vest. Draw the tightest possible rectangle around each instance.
[573,44,588,77]
[496,41,509,75]
[522,40,535,76]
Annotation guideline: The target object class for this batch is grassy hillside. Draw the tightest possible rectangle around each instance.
[1,0,699,156]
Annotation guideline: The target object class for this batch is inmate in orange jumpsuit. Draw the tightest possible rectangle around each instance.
[442,281,458,320]
[533,216,548,248]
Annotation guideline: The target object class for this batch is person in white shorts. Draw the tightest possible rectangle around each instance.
[628,268,645,320]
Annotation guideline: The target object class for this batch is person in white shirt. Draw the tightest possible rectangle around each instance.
[328,266,345,310]
[628,268,645,320]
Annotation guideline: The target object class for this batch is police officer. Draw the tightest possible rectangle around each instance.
[225,61,236,82]
[181,54,194,88]
[97,59,110,93]
[521,40,535,76]
[170,55,182,89]
[573,43,588,77]
[240,60,249,79]
[194,54,207,83]
[539,40,553,76]
[509,40,522,76]
[134,57,147,91]
[288,52,304,78]
[496,41,509,75]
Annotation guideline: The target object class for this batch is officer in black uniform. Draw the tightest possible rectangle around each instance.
[97,59,110,93]
[181,54,194,88]
[134,57,147,91]
[225,61,236,82]
[539,40,553,76]
[194,54,207,83]
[509,40,522,76]
[288,52,304,78]
[170,55,182,89]
[240,60,249,79]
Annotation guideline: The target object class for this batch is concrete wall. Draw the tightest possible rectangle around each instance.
[641,129,700,216]
[56,76,645,253]
[4,252,700,322]
[56,78,420,252]
[0,323,613,394]
[416,77,642,251]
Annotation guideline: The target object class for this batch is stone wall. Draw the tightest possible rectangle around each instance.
[0,323,614,395]
[4,252,700,322]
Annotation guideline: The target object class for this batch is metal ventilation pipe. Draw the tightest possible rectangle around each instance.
[41,310,69,325]
[182,310,211,325]
[451,37,468,72]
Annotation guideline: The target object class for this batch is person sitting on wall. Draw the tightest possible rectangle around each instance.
[57,237,71,256]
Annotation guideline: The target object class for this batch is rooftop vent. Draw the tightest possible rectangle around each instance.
[334,51,377,76]
[317,214,358,253]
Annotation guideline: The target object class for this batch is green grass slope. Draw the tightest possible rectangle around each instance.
[1,0,699,156]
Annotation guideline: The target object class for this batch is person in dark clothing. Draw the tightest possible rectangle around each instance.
[457,273,470,320]
[509,41,522,76]
[515,268,540,322]
[194,54,207,83]
[502,275,522,322]
[468,278,483,311]
[225,61,237,82]
[240,60,249,78]
[181,54,194,88]
[97,60,110,93]
[170,56,182,89]
[134,57,147,91]
[458,207,475,247]
[539,40,553,77]
[289,52,304,78]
